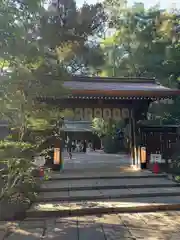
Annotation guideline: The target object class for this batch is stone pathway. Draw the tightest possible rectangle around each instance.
[1,211,180,239]
[61,152,131,171]
[42,176,175,190]
[48,171,167,180]
[28,152,180,218]
[2,152,180,239]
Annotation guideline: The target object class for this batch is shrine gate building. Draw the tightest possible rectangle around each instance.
[43,76,180,168]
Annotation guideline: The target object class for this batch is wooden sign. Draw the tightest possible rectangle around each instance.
[103,108,111,120]
[112,108,121,121]
[94,108,102,118]
[150,154,162,163]
[84,108,93,120]
[122,108,129,119]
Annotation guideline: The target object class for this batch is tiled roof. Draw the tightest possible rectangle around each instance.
[64,80,168,91]
[70,76,156,83]
[62,76,180,97]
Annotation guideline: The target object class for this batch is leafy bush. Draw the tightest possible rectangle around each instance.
[0,141,39,203]
[92,118,123,138]
[0,140,36,159]
[92,118,125,153]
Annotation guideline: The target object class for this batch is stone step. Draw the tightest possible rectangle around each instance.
[49,172,167,181]
[41,177,175,190]
[37,187,180,202]
[27,196,180,218]
[40,183,180,192]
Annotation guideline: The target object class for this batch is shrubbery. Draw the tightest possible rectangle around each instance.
[0,141,39,203]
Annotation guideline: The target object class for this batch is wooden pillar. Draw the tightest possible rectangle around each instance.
[133,114,138,167]
[130,109,140,168]
[135,126,141,169]
[130,109,135,166]
[133,101,151,169]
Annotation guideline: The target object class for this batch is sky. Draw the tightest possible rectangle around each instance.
[76,0,180,9]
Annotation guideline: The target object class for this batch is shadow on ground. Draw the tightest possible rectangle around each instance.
[1,211,180,239]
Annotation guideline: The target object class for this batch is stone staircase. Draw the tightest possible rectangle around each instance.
[26,170,180,218]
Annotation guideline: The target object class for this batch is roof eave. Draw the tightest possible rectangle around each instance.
[70,76,156,84]
[71,89,180,97]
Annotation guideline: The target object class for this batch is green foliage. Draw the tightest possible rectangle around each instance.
[160,96,180,124]
[92,118,107,137]
[175,175,180,182]
[100,1,180,81]
[0,0,105,137]
[92,117,125,153]
[0,141,38,202]
[0,141,35,160]
[92,118,124,138]
[0,0,106,205]
[100,1,180,122]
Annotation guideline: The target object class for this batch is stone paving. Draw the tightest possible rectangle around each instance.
[2,152,180,239]
[28,152,180,218]
[1,211,180,239]
[61,152,131,171]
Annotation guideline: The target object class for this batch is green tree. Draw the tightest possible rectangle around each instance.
[92,118,125,153]
[100,33,129,77]
[100,1,180,125]
[0,0,105,140]
[101,1,180,81]
[92,118,120,138]
[0,0,105,203]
